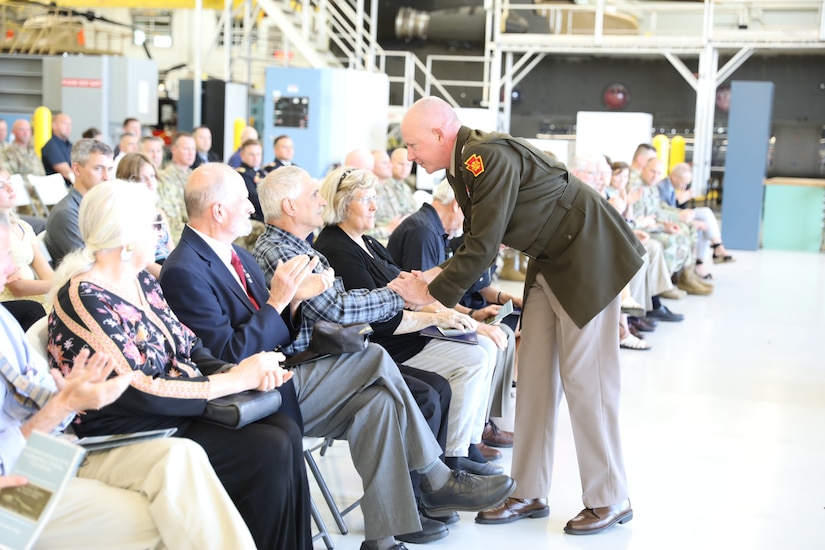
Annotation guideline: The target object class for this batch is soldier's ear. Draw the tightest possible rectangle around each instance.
[432,128,444,143]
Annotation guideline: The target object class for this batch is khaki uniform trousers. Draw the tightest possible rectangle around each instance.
[510,273,629,508]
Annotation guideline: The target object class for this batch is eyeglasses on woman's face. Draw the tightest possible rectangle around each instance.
[353,195,379,205]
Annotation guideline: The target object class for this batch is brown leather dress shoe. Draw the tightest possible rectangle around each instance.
[563,499,633,535]
[475,497,549,524]
[482,420,514,448]
[476,442,503,462]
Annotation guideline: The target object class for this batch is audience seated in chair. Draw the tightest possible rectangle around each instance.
[386,178,519,453]
[250,165,458,543]
[115,152,176,278]
[158,163,516,550]
[157,132,195,242]
[44,139,113,268]
[658,162,734,278]
[314,167,503,470]
[629,158,712,300]
[367,149,418,241]
[0,215,257,550]
[45,180,315,550]
[0,169,54,308]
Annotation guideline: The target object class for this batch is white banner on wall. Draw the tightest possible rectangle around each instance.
[575,111,653,165]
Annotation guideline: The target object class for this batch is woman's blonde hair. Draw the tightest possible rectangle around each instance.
[318,167,376,226]
[51,180,156,301]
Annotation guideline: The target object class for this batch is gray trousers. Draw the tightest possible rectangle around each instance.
[291,344,443,540]
[480,323,517,420]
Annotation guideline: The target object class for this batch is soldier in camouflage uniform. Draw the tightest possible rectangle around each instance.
[630,158,711,295]
[157,133,195,242]
[369,149,418,241]
[1,119,46,215]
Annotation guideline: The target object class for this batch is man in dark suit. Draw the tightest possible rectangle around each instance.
[190,126,221,169]
[398,97,645,535]
[262,134,295,174]
[235,139,266,222]
[158,163,517,550]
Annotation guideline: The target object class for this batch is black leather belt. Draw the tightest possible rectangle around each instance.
[522,180,579,260]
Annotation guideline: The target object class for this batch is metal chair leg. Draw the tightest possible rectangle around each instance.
[310,496,334,549]
[304,447,349,535]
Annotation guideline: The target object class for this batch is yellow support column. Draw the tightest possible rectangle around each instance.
[233,118,246,151]
[669,135,686,171]
[32,106,52,159]
[652,134,670,171]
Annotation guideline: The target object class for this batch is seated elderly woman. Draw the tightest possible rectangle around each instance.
[313,167,499,475]
[45,180,312,550]
[0,169,54,308]
[115,152,175,278]
[386,179,520,452]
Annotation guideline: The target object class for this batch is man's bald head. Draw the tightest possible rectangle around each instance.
[640,157,666,186]
[403,97,461,134]
[400,97,461,174]
[185,163,239,220]
[344,148,375,170]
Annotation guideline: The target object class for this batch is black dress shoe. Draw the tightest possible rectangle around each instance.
[645,305,684,322]
[396,513,449,544]
[564,499,633,535]
[422,509,459,525]
[475,497,549,524]
[448,456,503,476]
[420,470,516,516]
[360,542,409,550]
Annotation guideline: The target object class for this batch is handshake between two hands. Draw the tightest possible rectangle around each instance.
[387,270,436,309]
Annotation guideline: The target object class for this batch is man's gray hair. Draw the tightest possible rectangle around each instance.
[71,138,113,166]
[259,166,306,222]
[432,179,455,205]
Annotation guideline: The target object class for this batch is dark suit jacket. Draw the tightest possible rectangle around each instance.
[190,150,221,170]
[434,126,646,328]
[159,226,295,361]
[262,159,294,175]
[159,226,303,426]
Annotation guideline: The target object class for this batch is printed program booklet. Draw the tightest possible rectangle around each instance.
[0,431,86,550]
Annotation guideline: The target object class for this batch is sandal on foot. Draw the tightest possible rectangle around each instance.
[620,298,646,318]
[620,334,652,350]
[713,254,735,264]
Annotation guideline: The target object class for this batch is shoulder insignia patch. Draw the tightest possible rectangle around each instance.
[237,167,246,173]
[465,154,484,177]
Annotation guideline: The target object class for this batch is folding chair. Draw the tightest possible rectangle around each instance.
[9,173,37,214]
[303,436,362,536]
[27,173,69,215]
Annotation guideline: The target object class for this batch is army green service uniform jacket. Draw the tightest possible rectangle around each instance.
[431,126,646,328]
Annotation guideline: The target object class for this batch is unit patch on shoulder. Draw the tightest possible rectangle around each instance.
[464,154,485,177]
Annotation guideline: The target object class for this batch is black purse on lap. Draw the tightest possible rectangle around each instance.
[201,390,282,429]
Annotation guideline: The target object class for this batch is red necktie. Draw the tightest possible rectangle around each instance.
[230,250,260,310]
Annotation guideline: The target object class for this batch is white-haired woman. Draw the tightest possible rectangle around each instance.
[46,180,312,550]
[314,167,500,475]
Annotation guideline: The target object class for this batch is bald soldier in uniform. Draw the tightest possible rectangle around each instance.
[395,96,645,536]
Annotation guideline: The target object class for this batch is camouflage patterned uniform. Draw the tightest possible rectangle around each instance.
[1,143,46,215]
[368,177,418,241]
[157,163,191,243]
[630,183,695,273]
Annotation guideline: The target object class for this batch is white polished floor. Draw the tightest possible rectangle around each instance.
[310,249,825,550]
